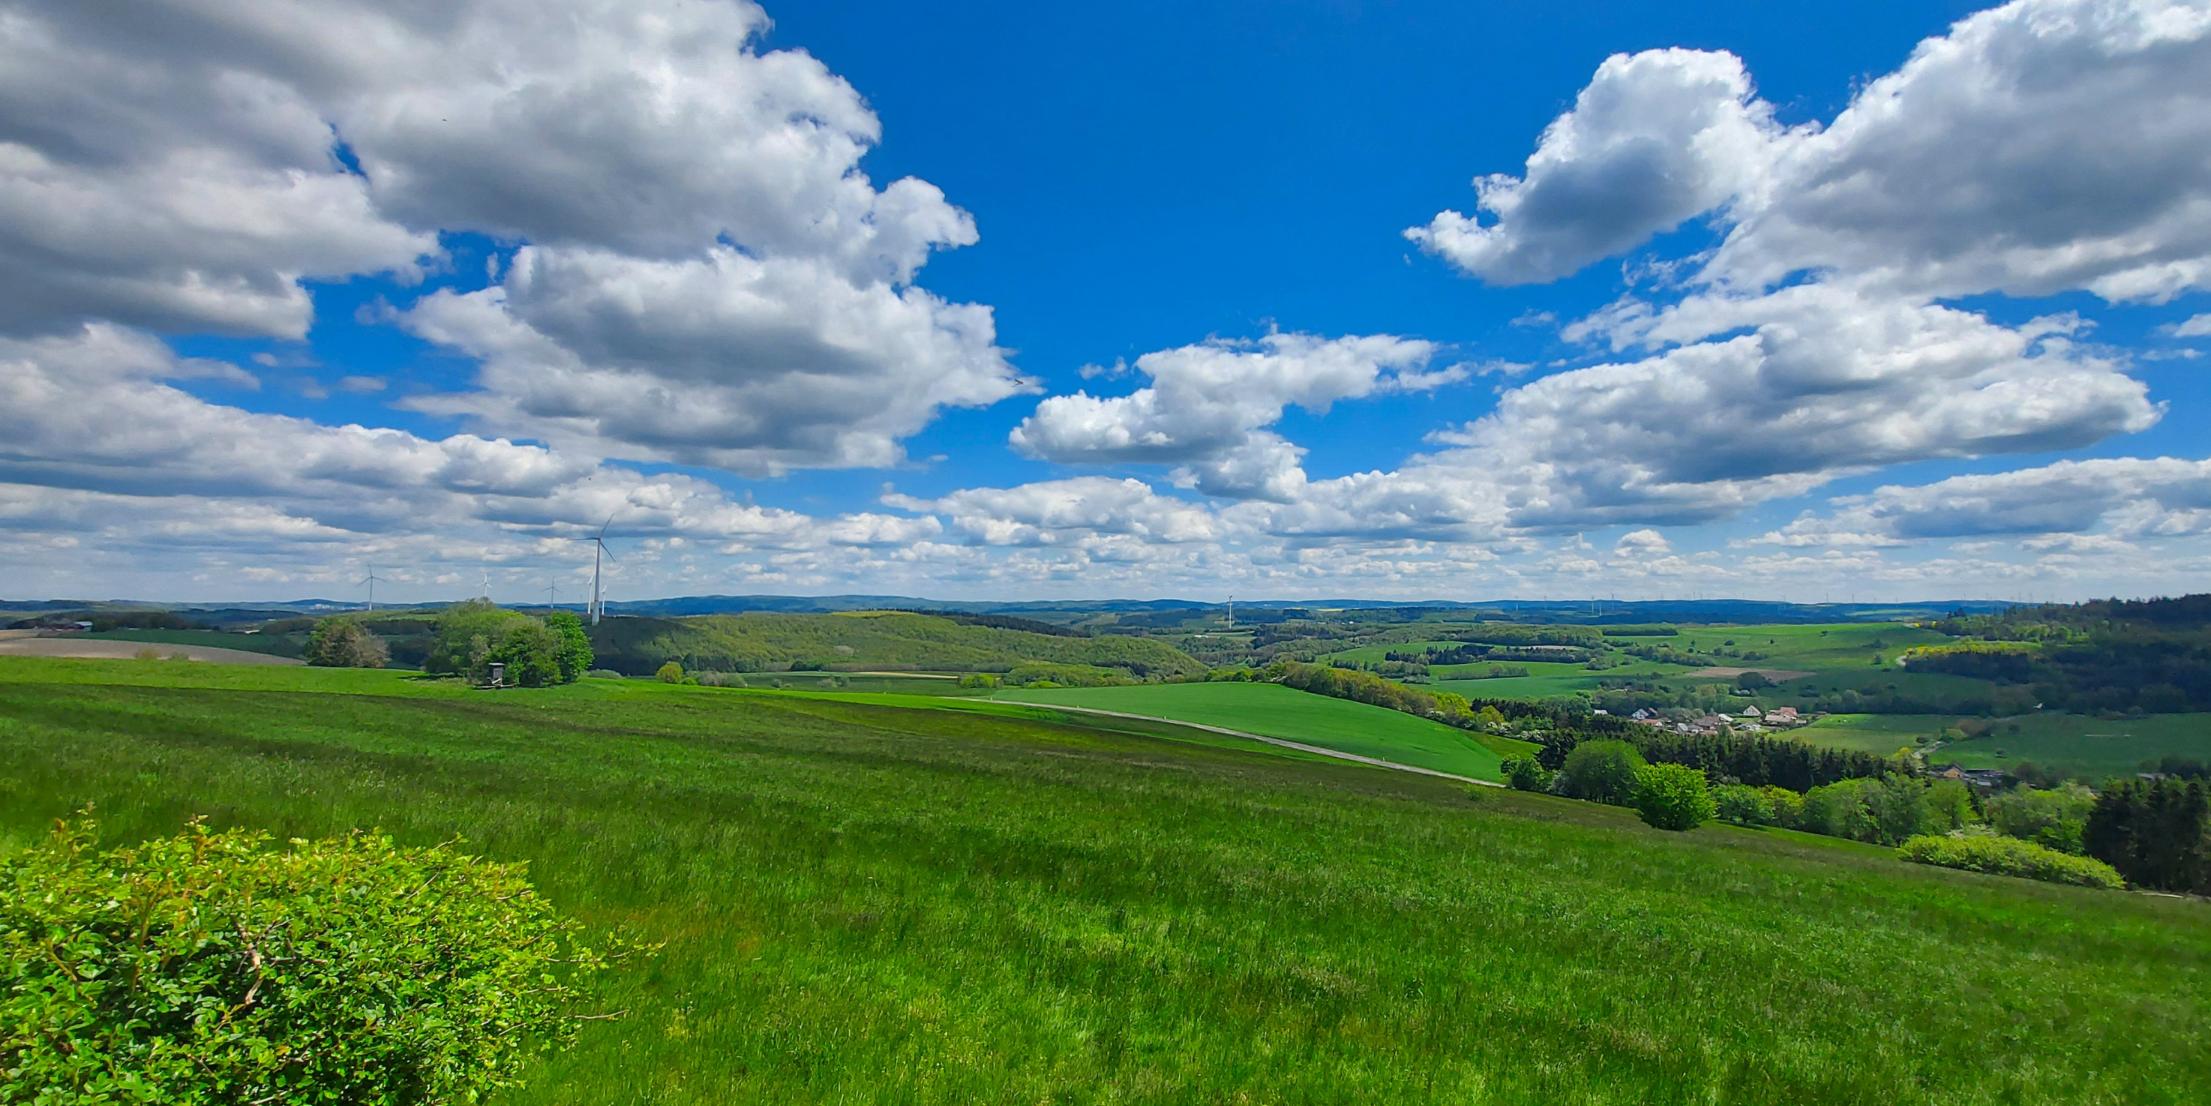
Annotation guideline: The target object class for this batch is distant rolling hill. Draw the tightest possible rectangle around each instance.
[584,610,1208,679]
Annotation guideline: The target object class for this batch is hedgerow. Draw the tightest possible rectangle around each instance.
[1896,832,2125,890]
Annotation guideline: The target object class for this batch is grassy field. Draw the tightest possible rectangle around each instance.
[1793,713,1963,756]
[990,681,1528,779]
[2,657,2207,1103]
[1433,671,1619,701]
[1936,712,2211,778]
[1675,623,1949,667]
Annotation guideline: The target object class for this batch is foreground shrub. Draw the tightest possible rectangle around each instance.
[1501,754,1551,792]
[657,660,686,683]
[1632,763,1716,831]
[0,816,610,1104]
[1898,832,2125,890]
[1557,740,1645,805]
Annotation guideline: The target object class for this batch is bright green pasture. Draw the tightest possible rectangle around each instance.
[4,650,2211,1101]
[1433,672,1616,701]
[2,657,2208,1104]
[1676,622,1948,667]
[1793,713,1964,756]
[1937,712,2211,779]
[991,680,1525,779]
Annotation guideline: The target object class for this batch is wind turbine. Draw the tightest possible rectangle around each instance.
[359,566,386,612]
[479,569,492,602]
[582,517,616,625]
[546,581,559,609]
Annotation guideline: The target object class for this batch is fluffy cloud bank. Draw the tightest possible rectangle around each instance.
[1410,0,2211,302]
[1010,333,1456,500]
[1761,458,2211,547]
[1405,48,1794,286]
[0,0,1023,471]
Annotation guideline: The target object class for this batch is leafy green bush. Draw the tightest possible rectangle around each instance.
[957,673,1002,689]
[1501,754,1551,792]
[1760,785,1805,829]
[1897,832,2125,890]
[1712,783,1772,826]
[0,817,610,1103]
[424,600,582,687]
[1003,662,1131,688]
[657,660,685,683]
[1986,783,2096,854]
[303,616,389,668]
[1632,763,1716,831]
[547,611,594,682]
[1557,740,1646,805]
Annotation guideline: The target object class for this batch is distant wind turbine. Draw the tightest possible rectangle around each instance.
[479,568,492,601]
[359,566,386,612]
[546,581,559,609]
[581,517,617,625]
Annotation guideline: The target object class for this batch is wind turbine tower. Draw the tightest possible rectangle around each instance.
[584,518,617,625]
[359,566,386,612]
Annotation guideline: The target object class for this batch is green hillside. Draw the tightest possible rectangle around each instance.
[584,611,1206,678]
[992,681,1528,780]
[1,657,2205,1103]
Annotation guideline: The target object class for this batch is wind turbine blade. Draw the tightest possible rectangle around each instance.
[597,515,614,540]
[598,541,618,563]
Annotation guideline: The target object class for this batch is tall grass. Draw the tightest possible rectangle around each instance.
[2,657,2208,1104]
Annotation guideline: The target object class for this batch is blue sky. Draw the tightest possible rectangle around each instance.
[2,0,2208,603]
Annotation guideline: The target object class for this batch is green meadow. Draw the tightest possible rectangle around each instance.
[3,657,2210,1103]
[1792,713,1964,756]
[3,657,2207,1103]
[991,679,1529,779]
[1936,712,2211,778]
[1672,622,1950,667]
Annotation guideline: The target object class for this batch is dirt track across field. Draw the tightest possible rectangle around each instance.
[0,637,301,665]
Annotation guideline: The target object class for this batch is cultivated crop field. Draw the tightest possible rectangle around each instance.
[3,656,2208,1104]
